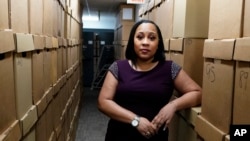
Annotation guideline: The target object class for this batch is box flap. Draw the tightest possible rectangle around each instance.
[164,38,170,51]
[45,36,53,48]
[0,31,15,53]
[203,39,235,60]
[15,33,35,53]
[33,35,44,50]
[234,37,250,61]
[195,115,226,141]
[20,105,37,136]
[52,37,59,48]
[170,38,183,51]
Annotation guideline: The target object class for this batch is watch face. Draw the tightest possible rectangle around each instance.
[132,120,139,127]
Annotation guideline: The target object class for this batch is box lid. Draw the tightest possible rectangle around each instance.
[15,33,35,53]
[203,39,235,60]
[33,35,44,50]
[234,37,250,62]
[45,36,53,48]
[0,31,15,53]
[170,38,183,51]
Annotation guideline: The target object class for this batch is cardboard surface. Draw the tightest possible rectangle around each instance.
[170,38,183,51]
[203,39,235,60]
[0,31,15,54]
[15,33,35,53]
[14,52,33,119]
[44,50,52,91]
[43,0,54,36]
[20,105,38,136]
[173,0,210,38]
[32,50,45,103]
[202,57,235,133]
[11,0,29,33]
[208,0,243,39]
[33,35,45,50]
[170,38,205,86]
[0,52,16,134]
[0,120,21,141]
[177,114,198,141]
[155,0,174,39]
[179,106,201,126]
[0,0,9,29]
[29,0,43,35]
[195,115,226,141]
[243,0,250,37]
[234,37,250,62]
[233,61,250,124]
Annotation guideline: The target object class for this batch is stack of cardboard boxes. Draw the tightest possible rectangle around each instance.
[196,0,250,141]
[0,0,83,141]
[114,4,135,59]
[135,0,245,140]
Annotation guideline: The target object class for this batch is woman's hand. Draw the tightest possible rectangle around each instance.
[151,101,177,131]
[136,117,157,139]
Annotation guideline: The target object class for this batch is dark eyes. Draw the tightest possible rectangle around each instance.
[136,35,157,41]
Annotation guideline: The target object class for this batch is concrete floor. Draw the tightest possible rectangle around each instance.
[75,87,109,141]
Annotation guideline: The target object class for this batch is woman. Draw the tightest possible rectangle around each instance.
[98,20,202,141]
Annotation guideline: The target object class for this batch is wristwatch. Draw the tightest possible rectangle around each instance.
[131,115,140,127]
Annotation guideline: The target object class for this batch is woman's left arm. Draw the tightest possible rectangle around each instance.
[171,69,202,110]
[152,69,202,131]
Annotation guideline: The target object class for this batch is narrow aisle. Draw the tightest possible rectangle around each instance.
[75,87,109,141]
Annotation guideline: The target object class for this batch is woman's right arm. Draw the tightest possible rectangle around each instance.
[97,71,136,124]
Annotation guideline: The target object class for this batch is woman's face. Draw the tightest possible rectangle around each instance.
[134,23,159,62]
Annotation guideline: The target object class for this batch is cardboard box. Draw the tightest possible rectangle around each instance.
[15,33,35,53]
[195,115,227,141]
[164,38,170,51]
[29,0,43,35]
[44,49,53,91]
[177,114,199,141]
[20,105,37,136]
[43,0,54,36]
[202,39,235,133]
[179,106,201,126]
[32,50,45,104]
[35,111,47,141]
[0,0,9,29]
[0,120,21,141]
[232,37,250,124]
[33,35,45,50]
[45,36,53,49]
[0,52,17,134]
[148,7,157,22]
[172,0,210,38]
[0,31,15,54]
[57,48,63,80]
[11,0,29,33]
[51,49,58,85]
[14,52,33,119]
[208,0,243,39]
[243,0,250,37]
[22,128,35,141]
[155,0,174,39]
[170,38,205,86]
[234,37,250,62]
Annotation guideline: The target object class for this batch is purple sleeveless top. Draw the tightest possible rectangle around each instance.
[104,60,181,141]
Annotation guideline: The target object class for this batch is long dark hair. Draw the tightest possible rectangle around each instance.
[125,19,166,66]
